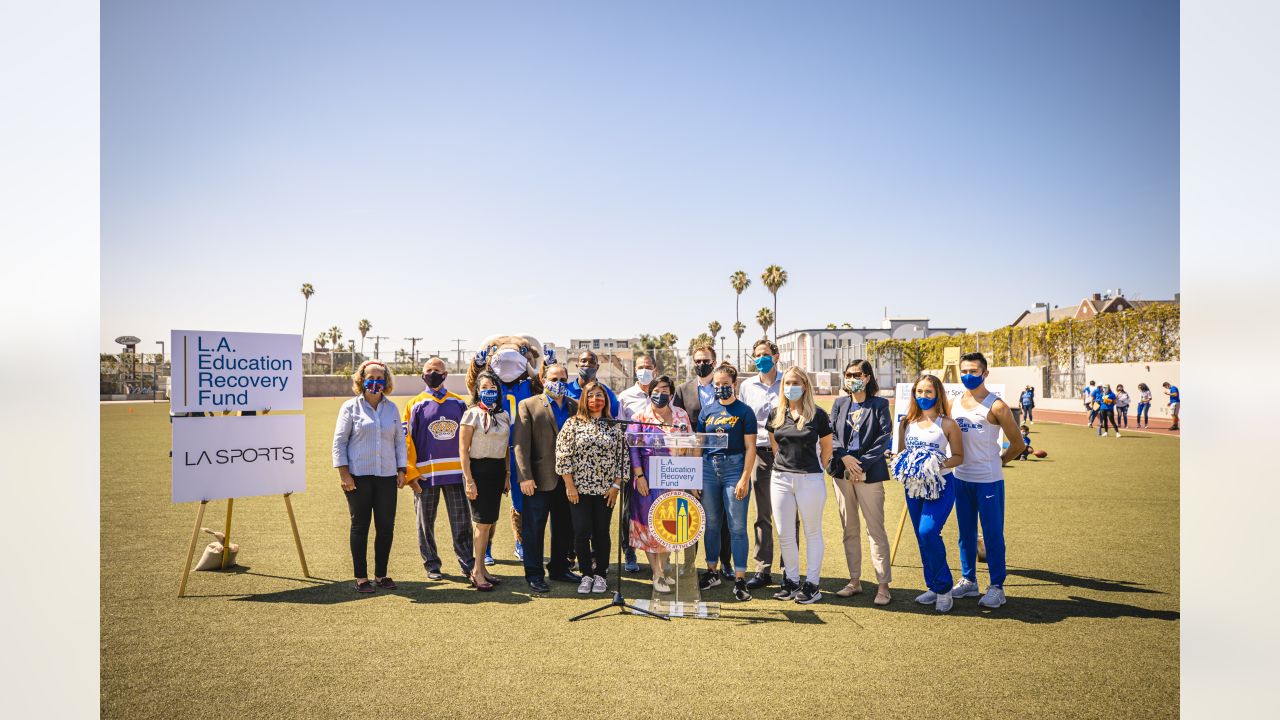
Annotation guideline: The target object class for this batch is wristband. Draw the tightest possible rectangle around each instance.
[610,483,622,491]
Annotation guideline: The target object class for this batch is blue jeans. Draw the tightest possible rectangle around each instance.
[1021,404,1034,422]
[1136,402,1151,425]
[956,479,1006,586]
[905,475,956,594]
[701,453,749,570]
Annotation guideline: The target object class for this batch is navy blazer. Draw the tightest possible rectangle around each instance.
[828,394,892,483]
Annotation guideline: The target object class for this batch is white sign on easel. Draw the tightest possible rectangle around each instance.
[172,414,307,503]
[891,383,1006,453]
[647,456,703,490]
[171,329,303,413]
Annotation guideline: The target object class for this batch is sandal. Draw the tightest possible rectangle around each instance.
[354,579,375,594]
[375,577,397,590]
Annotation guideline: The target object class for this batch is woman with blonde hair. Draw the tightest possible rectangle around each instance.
[766,367,833,604]
[892,374,965,612]
[332,360,409,593]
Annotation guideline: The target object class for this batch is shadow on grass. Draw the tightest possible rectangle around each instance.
[231,579,538,606]
[869,586,1178,624]
[1004,566,1161,594]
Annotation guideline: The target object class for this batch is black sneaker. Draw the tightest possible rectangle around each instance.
[733,578,752,601]
[772,577,799,600]
[794,582,822,604]
[698,570,722,591]
[745,572,772,590]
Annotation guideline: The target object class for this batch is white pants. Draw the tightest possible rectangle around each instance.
[770,470,826,584]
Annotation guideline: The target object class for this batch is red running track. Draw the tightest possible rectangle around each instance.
[1023,408,1181,438]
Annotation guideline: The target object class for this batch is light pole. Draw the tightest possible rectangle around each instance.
[719,335,725,367]
[154,341,165,403]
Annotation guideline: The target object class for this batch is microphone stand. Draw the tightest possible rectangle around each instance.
[569,416,671,622]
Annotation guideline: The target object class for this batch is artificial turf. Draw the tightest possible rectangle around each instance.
[100,398,1178,719]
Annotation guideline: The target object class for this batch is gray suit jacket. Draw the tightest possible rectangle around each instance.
[514,394,578,492]
[674,379,710,424]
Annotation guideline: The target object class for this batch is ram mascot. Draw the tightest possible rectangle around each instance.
[467,333,550,561]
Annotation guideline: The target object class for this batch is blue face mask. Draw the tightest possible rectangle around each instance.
[961,373,984,390]
[753,355,775,373]
[915,395,937,411]
[363,378,386,394]
[544,380,567,398]
[714,385,734,401]
[783,385,804,401]
[478,389,500,407]
[649,391,671,408]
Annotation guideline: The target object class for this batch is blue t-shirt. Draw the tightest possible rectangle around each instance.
[1092,387,1104,403]
[1102,391,1116,408]
[1168,385,1180,404]
[696,399,758,455]
[1020,390,1034,406]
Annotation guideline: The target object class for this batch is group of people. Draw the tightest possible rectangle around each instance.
[1081,379,1180,435]
[331,343,1022,612]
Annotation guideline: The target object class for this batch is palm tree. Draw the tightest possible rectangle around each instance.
[840,322,852,329]
[730,271,751,367]
[637,333,661,372]
[826,323,837,329]
[761,265,788,342]
[687,333,715,358]
[300,283,315,346]
[314,333,328,373]
[358,319,371,356]
[660,332,679,382]
[756,307,774,341]
[732,321,745,361]
[327,326,343,374]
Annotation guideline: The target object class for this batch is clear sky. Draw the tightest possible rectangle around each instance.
[102,0,1178,359]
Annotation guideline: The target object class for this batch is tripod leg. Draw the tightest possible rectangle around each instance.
[619,601,670,621]
[569,603,618,622]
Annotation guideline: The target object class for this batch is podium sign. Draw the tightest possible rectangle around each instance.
[647,456,702,490]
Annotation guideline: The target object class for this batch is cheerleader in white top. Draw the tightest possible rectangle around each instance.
[892,374,966,613]
[948,353,1026,609]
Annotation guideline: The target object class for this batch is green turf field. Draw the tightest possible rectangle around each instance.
[101,398,1178,719]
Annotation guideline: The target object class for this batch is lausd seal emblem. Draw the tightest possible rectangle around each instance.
[647,490,704,551]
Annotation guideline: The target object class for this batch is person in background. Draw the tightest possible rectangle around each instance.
[1091,382,1105,429]
[566,349,620,417]
[615,353,659,573]
[766,367,833,604]
[738,339,782,591]
[626,374,692,593]
[695,364,758,601]
[828,359,894,605]
[403,357,474,581]
[894,373,966,613]
[555,381,629,594]
[1097,384,1119,438]
[332,360,408,594]
[1136,383,1153,428]
[459,370,512,591]
[1163,381,1180,431]
[1083,380,1098,427]
[948,352,1025,609]
[673,344,733,578]
[514,363,583,593]
[1018,425,1033,460]
[1115,384,1131,428]
[1019,385,1035,424]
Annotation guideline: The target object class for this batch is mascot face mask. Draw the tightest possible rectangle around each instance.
[492,349,528,383]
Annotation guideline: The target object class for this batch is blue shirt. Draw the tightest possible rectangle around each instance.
[332,395,408,476]
[1092,387,1104,403]
[696,381,716,411]
[566,378,620,418]
[1168,385,1180,404]
[547,393,571,430]
[1020,390,1034,406]
[696,399,758,455]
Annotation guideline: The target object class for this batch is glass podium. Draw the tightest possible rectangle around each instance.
[624,429,727,620]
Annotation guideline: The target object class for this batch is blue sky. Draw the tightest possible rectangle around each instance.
[102,0,1178,358]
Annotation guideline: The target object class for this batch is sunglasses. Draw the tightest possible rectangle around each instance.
[844,372,865,379]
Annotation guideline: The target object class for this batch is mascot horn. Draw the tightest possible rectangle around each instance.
[466,334,547,561]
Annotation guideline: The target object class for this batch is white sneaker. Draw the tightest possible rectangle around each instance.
[592,575,608,593]
[935,592,954,613]
[653,576,672,593]
[1115,432,1121,438]
[577,575,594,594]
[978,586,1006,608]
[950,579,981,598]
[915,590,937,604]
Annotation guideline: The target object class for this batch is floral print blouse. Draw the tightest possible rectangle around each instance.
[554,417,629,495]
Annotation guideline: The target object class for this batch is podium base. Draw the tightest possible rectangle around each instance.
[630,599,721,619]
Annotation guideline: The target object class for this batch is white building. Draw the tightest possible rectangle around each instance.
[776,317,965,390]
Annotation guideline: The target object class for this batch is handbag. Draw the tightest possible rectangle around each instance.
[193,528,240,571]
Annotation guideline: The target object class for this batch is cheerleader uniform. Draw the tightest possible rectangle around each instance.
[898,418,956,595]
[951,393,1007,588]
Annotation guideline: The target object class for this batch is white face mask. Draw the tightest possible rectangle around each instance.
[492,349,528,383]
[636,368,654,385]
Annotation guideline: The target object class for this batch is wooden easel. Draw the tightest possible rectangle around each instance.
[177,493,310,598]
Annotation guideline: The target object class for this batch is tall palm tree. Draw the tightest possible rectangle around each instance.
[300,283,315,346]
[358,319,371,356]
[756,307,774,341]
[761,265,788,342]
[730,271,751,367]
[707,321,723,362]
[660,332,679,382]
[327,326,343,374]
[732,321,746,357]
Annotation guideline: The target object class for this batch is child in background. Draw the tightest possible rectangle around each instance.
[1018,425,1033,461]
